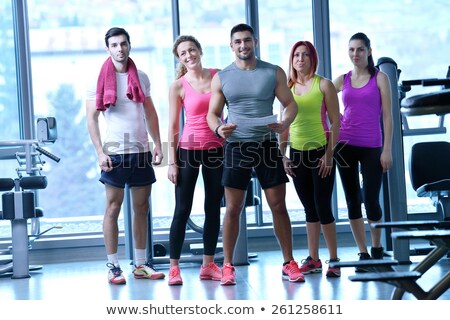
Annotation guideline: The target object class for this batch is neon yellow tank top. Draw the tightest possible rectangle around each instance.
[289,75,328,151]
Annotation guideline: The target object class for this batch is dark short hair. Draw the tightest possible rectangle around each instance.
[230,23,255,39]
[104,27,130,47]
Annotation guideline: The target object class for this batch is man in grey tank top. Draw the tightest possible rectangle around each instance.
[207,23,304,285]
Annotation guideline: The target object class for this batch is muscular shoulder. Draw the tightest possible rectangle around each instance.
[258,59,277,68]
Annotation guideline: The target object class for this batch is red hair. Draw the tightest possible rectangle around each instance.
[287,40,318,88]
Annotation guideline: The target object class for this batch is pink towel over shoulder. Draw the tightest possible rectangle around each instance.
[96,57,145,111]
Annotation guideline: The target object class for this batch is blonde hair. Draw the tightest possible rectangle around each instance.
[172,35,203,79]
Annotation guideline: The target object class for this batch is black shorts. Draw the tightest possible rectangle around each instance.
[222,139,289,190]
[99,152,156,188]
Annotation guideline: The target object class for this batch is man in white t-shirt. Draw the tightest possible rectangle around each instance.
[86,27,165,285]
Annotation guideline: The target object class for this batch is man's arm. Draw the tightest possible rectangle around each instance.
[143,96,163,165]
[269,66,297,133]
[86,100,112,171]
[207,73,236,139]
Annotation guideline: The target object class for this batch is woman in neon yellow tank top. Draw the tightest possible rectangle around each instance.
[279,41,341,278]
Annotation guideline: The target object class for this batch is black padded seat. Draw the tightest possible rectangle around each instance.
[416,179,450,198]
[409,141,450,220]
[401,89,450,116]
[0,178,15,191]
[410,141,450,191]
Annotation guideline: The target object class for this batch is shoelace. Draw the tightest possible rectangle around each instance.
[285,263,296,272]
[300,257,312,264]
[223,265,234,276]
[142,262,159,271]
[208,263,220,272]
[170,267,180,277]
[106,263,122,276]
[325,258,340,264]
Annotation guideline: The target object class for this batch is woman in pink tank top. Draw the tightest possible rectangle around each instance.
[167,35,224,285]
[333,32,393,268]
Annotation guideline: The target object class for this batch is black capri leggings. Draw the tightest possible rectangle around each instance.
[335,143,383,221]
[290,146,336,225]
[169,147,224,259]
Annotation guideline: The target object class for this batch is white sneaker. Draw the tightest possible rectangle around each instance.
[133,262,165,280]
[107,263,126,285]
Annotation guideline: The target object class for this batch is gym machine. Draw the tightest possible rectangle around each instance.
[0,117,60,278]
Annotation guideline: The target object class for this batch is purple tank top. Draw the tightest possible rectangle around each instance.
[339,70,382,147]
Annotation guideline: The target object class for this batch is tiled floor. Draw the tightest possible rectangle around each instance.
[1,246,448,301]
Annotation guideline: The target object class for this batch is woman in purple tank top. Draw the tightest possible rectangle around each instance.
[333,32,393,268]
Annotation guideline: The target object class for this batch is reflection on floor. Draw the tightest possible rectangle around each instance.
[1,245,449,301]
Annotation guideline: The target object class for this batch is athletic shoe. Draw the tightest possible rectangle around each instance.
[133,262,165,279]
[199,262,222,281]
[168,265,183,286]
[107,263,126,285]
[282,260,305,282]
[221,263,236,285]
[371,246,384,259]
[325,258,341,278]
[298,256,322,274]
[355,252,371,273]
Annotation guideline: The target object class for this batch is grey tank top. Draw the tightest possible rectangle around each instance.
[219,59,277,142]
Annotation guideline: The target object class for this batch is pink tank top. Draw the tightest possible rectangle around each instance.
[339,70,382,147]
[179,69,224,150]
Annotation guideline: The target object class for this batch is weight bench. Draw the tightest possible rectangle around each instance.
[345,229,450,299]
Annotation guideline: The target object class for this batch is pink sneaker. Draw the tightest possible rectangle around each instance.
[168,265,183,286]
[220,263,236,286]
[199,262,221,281]
[282,260,305,282]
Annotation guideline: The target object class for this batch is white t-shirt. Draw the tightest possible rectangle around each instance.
[86,70,151,155]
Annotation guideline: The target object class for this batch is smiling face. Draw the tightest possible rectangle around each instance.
[176,40,202,69]
[230,30,257,61]
[106,34,130,64]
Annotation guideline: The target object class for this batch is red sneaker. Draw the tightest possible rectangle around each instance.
[298,256,322,274]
